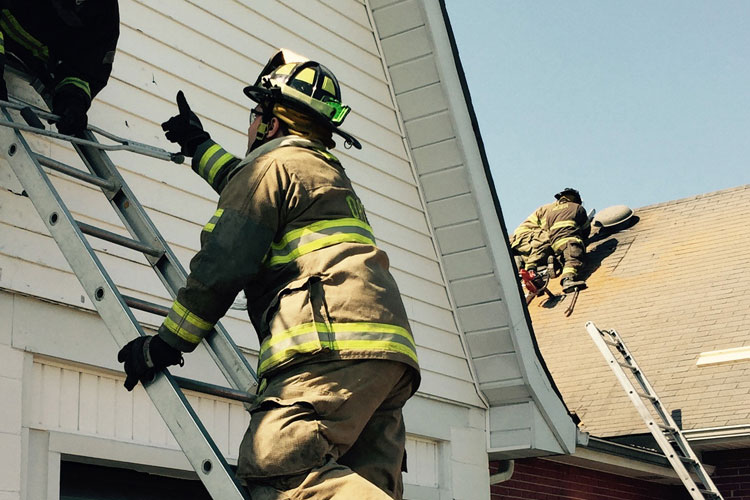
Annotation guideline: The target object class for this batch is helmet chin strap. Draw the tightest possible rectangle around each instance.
[247,109,273,154]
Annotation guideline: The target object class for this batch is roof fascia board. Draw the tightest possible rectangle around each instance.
[363,0,490,409]
[423,0,576,454]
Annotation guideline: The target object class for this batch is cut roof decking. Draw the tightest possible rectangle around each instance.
[529,185,750,438]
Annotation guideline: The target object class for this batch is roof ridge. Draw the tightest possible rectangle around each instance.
[635,183,750,212]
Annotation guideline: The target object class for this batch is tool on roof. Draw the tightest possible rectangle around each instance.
[586,322,724,500]
[563,288,579,317]
[520,268,556,305]
[0,88,254,499]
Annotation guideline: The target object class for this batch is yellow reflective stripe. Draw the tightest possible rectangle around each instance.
[319,150,339,163]
[260,321,415,351]
[260,322,321,352]
[56,77,91,98]
[198,144,222,176]
[329,340,419,364]
[526,215,542,227]
[552,236,583,252]
[0,31,4,55]
[259,339,418,374]
[206,152,234,184]
[562,267,578,276]
[163,317,202,345]
[172,300,213,330]
[274,64,294,76]
[321,76,336,96]
[203,208,224,233]
[551,220,578,231]
[296,67,316,84]
[273,218,372,249]
[268,233,375,266]
[259,341,321,373]
[258,321,417,374]
[0,9,48,60]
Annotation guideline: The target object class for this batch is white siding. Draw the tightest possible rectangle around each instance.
[0,0,482,428]
[26,355,439,489]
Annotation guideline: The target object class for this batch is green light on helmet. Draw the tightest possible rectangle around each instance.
[324,97,350,125]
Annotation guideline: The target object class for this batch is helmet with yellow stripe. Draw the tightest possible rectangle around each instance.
[244,49,361,150]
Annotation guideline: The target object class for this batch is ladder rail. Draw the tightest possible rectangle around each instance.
[586,321,723,500]
[0,107,250,500]
[604,327,718,487]
[4,95,258,395]
[71,127,258,395]
[610,328,706,465]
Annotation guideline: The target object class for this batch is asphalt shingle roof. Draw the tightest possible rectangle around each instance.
[528,185,750,437]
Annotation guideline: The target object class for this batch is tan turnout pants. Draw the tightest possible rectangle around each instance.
[512,230,551,271]
[237,359,415,499]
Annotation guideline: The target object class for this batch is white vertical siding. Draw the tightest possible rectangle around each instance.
[27,356,439,489]
[28,358,242,459]
[403,436,439,488]
[0,0,482,406]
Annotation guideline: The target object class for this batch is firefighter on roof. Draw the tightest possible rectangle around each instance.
[0,0,120,135]
[512,188,589,293]
[117,48,420,499]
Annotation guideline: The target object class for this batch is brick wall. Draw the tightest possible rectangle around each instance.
[704,449,750,500]
[490,458,690,500]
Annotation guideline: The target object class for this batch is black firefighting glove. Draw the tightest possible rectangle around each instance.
[161,90,210,157]
[117,335,184,391]
[52,84,90,136]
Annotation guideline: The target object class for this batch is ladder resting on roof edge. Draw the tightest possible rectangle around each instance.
[0,92,256,499]
[586,321,724,500]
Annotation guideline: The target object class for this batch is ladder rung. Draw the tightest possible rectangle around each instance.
[657,422,678,433]
[634,389,657,402]
[35,154,117,191]
[698,489,722,498]
[602,337,621,348]
[678,454,698,466]
[77,221,164,257]
[173,376,256,404]
[617,360,638,371]
[123,294,169,316]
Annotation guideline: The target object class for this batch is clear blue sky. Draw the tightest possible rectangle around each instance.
[445,1,750,229]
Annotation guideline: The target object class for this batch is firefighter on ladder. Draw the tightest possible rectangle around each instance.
[511,188,589,293]
[117,48,420,499]
[0,0,120,135]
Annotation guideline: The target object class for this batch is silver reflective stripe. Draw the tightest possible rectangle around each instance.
[162,299,214,346]
[265,218,375,266]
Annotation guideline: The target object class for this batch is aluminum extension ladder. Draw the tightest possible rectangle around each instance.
[0,93,256,499]
[585,321,723,500]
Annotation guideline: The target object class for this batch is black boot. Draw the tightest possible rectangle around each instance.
[561,276,586,293]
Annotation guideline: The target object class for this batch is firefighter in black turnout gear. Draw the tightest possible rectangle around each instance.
[0,0,120,135]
